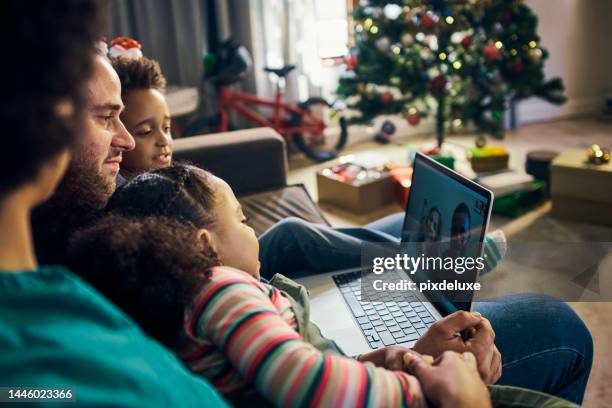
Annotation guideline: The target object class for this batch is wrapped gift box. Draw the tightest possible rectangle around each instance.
[317,163,394,213]
[388,164,413,208]
[551,149,612,225]
[492,181,546,218]
[470,146,509,172]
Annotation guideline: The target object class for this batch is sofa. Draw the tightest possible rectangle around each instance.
[173,127,329,235]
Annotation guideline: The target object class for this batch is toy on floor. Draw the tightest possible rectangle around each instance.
[373,120,396,144]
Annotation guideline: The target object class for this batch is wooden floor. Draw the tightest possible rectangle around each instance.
[288,116,612,407]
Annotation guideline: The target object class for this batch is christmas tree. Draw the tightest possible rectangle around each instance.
[337,0,566,147]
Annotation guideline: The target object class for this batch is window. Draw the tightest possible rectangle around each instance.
[313,0,349,59]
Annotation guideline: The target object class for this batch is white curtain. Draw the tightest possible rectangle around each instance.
[109,0,210,87]
[252,0,349,102]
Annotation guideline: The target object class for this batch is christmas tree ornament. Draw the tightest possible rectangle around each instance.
[383,4,402,20]
[401,33,415,46]
[420,48,434,60]
[344,54,357,70]
[475,135,487,148]
[431,75,447,91]
[421,14,435,29]
[376,37,391,52]
[373,120,397,144]
[587,144,611,165]
[461,35,473,48]
[406,109,421,126]
[484,43,501,60]
[364,6,383,19]
[528,48,543,64]
[381,91,394,103]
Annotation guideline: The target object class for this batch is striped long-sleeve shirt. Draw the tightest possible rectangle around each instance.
[179,266,417,407]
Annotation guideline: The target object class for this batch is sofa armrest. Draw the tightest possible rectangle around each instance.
[173,127,288,196]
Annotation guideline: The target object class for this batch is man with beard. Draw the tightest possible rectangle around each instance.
[33,53,135,265]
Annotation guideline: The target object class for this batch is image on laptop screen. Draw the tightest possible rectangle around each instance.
[400,154,492,311]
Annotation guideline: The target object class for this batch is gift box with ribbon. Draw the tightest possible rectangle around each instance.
[470,146,509,172]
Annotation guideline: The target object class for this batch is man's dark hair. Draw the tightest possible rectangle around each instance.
[0,0,103,195]
[67,215,218,347]
[451,203,471,232]
[112,56,167,96]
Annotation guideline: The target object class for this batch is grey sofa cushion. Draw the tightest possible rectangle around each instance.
[239,184,330,236]
[173,128,288,196]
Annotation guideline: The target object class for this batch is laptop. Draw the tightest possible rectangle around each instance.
[295,153,493,356]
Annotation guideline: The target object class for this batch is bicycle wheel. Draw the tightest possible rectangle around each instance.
[291,97,348,162]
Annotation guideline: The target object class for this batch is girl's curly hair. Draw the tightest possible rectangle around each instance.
[107,163,216,230]
[67,214,218,348]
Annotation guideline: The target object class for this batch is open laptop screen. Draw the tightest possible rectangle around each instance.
[400,153,493,312]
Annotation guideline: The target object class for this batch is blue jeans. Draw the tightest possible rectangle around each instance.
[258,215,593,404]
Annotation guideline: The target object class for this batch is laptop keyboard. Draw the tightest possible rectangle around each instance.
[332,271,435,349]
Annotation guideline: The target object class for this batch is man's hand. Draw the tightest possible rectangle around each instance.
[358,346,412,370]
[412,311,501,384]
[404,350,491,408]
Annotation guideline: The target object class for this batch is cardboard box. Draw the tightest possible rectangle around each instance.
[552,195,612,226]
[317,170,394,214]
[551,149,612,204]
[551,149,612,225]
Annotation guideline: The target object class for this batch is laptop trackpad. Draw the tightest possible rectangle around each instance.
[309,292,371,356]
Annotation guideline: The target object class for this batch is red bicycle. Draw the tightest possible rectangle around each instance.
[184,40,348,162]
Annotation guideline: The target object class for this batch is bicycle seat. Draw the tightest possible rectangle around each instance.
[263,65,296,77]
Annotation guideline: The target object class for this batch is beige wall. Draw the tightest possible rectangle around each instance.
[518,0,612,123]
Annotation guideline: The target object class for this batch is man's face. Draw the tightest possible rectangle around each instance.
[72,55,135,200]
[450,211,471,251]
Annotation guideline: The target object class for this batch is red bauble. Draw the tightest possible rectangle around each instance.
[430,75,447,91]
[499,10,512,25]
[484,44,501,60]
[510,60,524,75]
[406,112,421,126]
[461,35,472,48]
[381,91,394,103]
[421,14,434,29]
[344,54,357,70]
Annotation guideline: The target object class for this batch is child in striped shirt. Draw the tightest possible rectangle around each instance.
[69,163,492,407]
